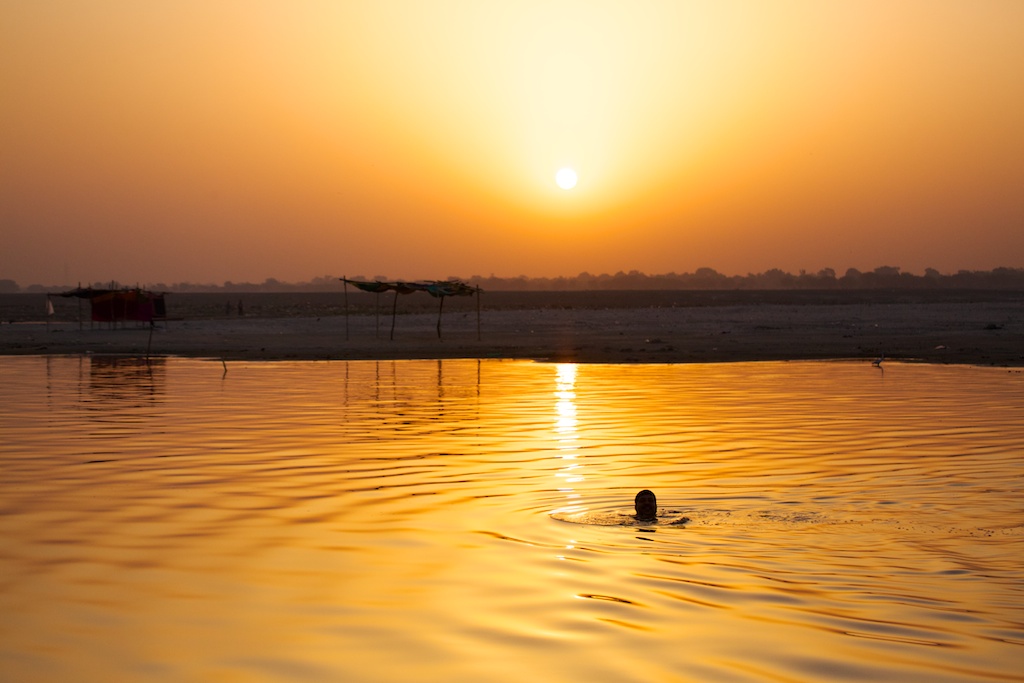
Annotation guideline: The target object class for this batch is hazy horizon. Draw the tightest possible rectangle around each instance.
[6,263,1024,294]
[3,1,1023,286]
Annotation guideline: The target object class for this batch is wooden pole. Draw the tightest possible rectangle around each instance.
[436,295,444,339]
[476,287,481,341]
[375,292,380,339]
[390,289,399,340]
[343,276,349,342]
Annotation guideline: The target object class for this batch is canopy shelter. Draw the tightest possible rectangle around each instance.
[341,278,480,341]
[56,286,166,327]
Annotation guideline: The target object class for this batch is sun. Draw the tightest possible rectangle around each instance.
[555,167,578,190]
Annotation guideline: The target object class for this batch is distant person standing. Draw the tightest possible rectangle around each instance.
[237,299,244,316]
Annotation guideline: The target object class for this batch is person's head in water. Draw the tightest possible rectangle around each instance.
[635,489,657,520]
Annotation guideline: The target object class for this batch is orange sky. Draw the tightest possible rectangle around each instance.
[2,1,1023,286]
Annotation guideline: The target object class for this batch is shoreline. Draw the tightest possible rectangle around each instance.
[2,299,1022,366]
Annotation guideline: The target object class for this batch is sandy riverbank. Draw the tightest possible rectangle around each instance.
[2,294,1022,366]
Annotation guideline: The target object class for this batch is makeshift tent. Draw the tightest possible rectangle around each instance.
[341,278,480,340]
[57,287,167,325]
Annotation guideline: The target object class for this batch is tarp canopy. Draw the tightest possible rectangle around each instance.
[343,279,477,298]
[58,287,166,323]
[340,278,480,340]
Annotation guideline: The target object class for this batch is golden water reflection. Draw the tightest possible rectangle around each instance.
[0,357,1022,682]
[553,363,585,517]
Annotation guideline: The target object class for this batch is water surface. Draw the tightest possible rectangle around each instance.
[1,357,1022,682]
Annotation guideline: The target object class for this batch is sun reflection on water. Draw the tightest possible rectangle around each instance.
[552,363,586,518]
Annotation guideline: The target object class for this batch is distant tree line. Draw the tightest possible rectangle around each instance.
[4,266,1024,294]
[468,266,1024,291]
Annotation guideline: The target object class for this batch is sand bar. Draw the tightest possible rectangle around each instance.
[2,291,1022,366]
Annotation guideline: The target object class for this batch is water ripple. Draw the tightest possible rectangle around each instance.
[0,357,1022,682]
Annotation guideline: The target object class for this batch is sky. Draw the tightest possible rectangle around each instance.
[2,1,1023,286]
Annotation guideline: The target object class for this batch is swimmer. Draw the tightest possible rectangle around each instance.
[635,489,657,521]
